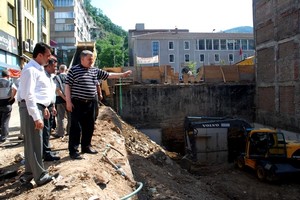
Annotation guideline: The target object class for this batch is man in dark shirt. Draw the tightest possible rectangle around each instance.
[65,50,132,159]
[43,56,60,161]
[0,70,17,142]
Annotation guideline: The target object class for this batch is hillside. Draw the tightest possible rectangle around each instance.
[223,26,253,33]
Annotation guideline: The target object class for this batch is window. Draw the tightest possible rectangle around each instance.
[152,41,159,56]
[229,54,234,63]
[199,54,205,62]
[24,0,34,14]
[65,37,75,43]
[54,12,75,19]
[248,39,254,50]
[41,6,46,27]
[198,39,205,50]
[55,24,64,31]
[220,39,227,50]
[56,19,66,23]
[227,40,234,50]
[241,39,247,50]
[214,54,220,63]
[213,39,219,50]
[7,4,15,25]
[56,38,65,43]
[169,41,174,50]
[184,54,190,62]
[184,41,190,50]
[169,54,174,63]
[65,24,75,31]
[234,39,240,50]
[24,17,34,40]
[55,24,74,31]
[54,0,75,7]
[206,39,212,50]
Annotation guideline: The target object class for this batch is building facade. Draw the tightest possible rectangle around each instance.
[50,0,94,66]
[0,0,19,70]
[129,24,255,75]
[0,0,54,70]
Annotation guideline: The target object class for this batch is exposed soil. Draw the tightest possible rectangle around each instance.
[0,104,300,199]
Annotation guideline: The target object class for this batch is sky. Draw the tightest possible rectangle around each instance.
[90,0,253,32]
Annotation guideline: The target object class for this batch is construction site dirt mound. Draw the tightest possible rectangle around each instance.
[0,104,300,199]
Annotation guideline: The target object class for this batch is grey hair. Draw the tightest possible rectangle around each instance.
[59,64,67,71]
[80,50,93,58]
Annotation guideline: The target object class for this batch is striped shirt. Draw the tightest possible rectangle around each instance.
[66,64,109,100]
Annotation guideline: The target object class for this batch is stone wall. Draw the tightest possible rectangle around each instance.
[111,83,255,149]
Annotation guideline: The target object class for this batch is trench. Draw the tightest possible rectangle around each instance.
[102,83,256,164]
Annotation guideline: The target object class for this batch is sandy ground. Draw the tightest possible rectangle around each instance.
[0,103,300,200]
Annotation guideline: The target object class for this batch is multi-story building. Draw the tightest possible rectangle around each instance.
[22,0,54,61]
[0,0,54,70]
[0,0,19,70]
[129,23,255,75]
[50,0,94,66]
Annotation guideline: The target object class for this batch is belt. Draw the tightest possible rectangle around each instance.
[20,100,49,109]
[72,97,94,103]
[37,103,46,109]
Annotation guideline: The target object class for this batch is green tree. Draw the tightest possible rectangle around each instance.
[95,33,126,68]
[187,61,197,76]
[84,0,129,68]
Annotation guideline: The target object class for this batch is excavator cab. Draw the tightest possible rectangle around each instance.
[237,129,300,181]
[247,130,286,158]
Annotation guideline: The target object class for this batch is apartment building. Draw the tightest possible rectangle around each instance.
[0,0,54,70]
[129,24,255,75]
[50,0,94,65]
[0,0,19,70]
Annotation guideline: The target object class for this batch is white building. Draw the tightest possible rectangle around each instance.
[129,24,255,76]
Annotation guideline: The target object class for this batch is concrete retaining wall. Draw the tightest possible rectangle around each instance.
[111,83,255,154]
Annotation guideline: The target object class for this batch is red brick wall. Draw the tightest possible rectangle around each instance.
[279,86,295,115]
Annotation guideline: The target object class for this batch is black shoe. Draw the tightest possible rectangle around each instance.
[44,154,61,161]
[36,172,59,187]
[20,172,33,183]
[53,134,63,138]
[0,137,6,142]
[70,152,83,160]
[82,147,98,154]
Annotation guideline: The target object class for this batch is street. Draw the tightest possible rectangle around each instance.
[8,102,20,139]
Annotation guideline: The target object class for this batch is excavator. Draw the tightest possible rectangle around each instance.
[182,116,252,169]
[183,116,300,181]
[236,128,300,181]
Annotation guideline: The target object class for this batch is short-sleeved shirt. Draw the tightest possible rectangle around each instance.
[66,64,109,100]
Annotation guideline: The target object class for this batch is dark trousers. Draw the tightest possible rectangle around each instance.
[43,105,53,156]
[68,98,96,155]
[0,104,12,140]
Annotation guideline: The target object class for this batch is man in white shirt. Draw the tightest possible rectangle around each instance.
[17,42,59,186]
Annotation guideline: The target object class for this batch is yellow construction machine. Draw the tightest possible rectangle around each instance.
[236,128,300,181]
